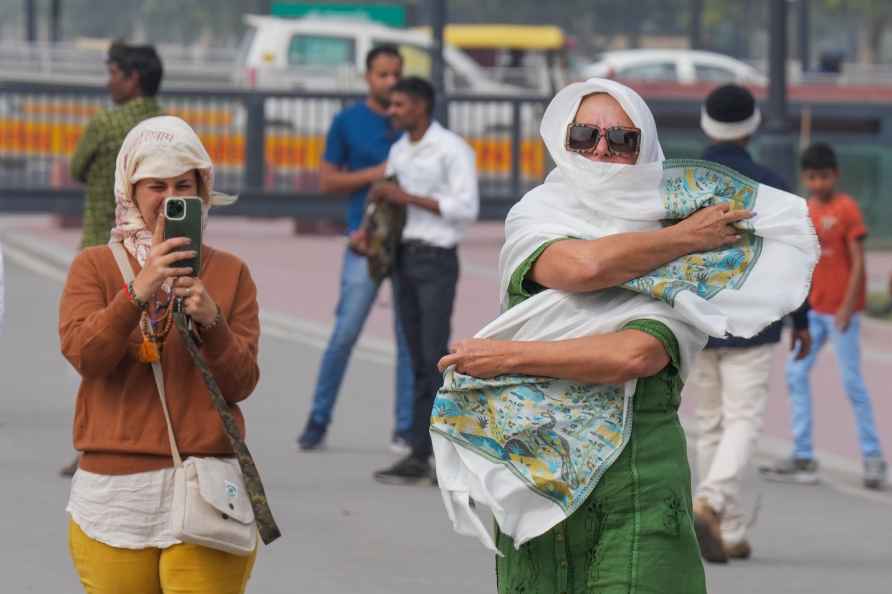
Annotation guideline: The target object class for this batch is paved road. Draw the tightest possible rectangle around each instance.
[2,244,891,593]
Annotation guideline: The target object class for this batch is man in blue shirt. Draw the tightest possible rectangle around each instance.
[297,46,414,452]
[687,84,811,563]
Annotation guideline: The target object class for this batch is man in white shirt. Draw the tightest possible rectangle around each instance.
[372,77,479,485]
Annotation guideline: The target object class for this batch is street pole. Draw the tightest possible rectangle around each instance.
[761,0,795,185]
[799,0,811,74]
[689,0,704,50]
[24,0,37,42]
[49,0,61,44]
[430,0,448,126]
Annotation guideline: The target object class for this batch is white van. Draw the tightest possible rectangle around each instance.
[235,15,518,95]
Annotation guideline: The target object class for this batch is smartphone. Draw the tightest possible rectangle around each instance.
[163,196,203,276]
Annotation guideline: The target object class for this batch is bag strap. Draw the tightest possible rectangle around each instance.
[109,242,183,467]
[172,312,281,545]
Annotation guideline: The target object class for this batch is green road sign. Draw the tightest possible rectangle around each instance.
[271,2,406,27]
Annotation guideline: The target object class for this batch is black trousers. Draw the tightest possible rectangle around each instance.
[393,241,459,461]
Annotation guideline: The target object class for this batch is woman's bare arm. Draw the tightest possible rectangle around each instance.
[439,330,670,385]
[530,203,753,293]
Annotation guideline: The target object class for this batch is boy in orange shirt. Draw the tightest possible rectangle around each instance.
[761,143,886,489]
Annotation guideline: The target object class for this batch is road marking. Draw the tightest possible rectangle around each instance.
[824,478,892,507]
[261,312,395,366]
[3,241,68,284]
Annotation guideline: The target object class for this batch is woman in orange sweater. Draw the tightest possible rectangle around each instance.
[60,116,260,594]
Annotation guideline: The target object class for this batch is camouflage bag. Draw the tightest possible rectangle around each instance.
[359,178,407,284]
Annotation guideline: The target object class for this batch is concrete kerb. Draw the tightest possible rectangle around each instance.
[2,230,70,284]
[3,225,889,504]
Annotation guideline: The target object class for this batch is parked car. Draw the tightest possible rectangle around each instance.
[576,49,767,86]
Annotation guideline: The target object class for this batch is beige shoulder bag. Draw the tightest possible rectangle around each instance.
[110,242,259,556]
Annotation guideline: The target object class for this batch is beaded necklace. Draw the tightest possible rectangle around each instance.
[137,290,175,364]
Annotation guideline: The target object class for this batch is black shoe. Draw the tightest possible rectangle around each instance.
[724,539,752,560]
[373,455,434,486]
[758,456,819,484]
[59,455,80,478]
[693,497,728,564]
[297,419,327,451]
[864,456,887,490]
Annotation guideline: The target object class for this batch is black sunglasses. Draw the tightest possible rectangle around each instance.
[565,123,641,159]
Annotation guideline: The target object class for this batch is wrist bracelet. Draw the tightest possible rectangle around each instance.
[124,281,148,310]
[198,305,223,332]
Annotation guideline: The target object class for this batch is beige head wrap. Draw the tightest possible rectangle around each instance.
[109,115,236,265]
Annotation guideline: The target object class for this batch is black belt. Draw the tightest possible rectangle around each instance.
[401,240,456,252]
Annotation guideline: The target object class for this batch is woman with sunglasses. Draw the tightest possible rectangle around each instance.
[433,79,764,593]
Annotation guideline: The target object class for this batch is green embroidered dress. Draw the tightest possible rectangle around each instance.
[495,250,706,594]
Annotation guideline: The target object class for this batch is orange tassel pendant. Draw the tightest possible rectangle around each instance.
[137,337,160,364]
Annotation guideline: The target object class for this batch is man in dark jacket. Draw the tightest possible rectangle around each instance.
[687,84,811,563]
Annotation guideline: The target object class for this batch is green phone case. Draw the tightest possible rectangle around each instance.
[163,196,203,275]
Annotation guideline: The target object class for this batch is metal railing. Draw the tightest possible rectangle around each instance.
[0,81,548,220]
[2,80,892,240]
[0,42,238,87]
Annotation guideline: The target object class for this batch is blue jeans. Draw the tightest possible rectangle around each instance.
[308,248,414,433]
[785,311,884,461]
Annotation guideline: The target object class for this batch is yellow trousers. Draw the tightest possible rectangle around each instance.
[68,520,256,594]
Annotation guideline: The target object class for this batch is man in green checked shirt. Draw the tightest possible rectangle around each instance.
[70,42,164,249]
[60,42,164,477]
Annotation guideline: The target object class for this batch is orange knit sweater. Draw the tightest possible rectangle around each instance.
[59,244,260,475]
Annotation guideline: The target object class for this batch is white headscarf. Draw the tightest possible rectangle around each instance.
[524,79,698,228]
[538,78,667,218]
[109,116,236,265]
[543,77,664,174]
